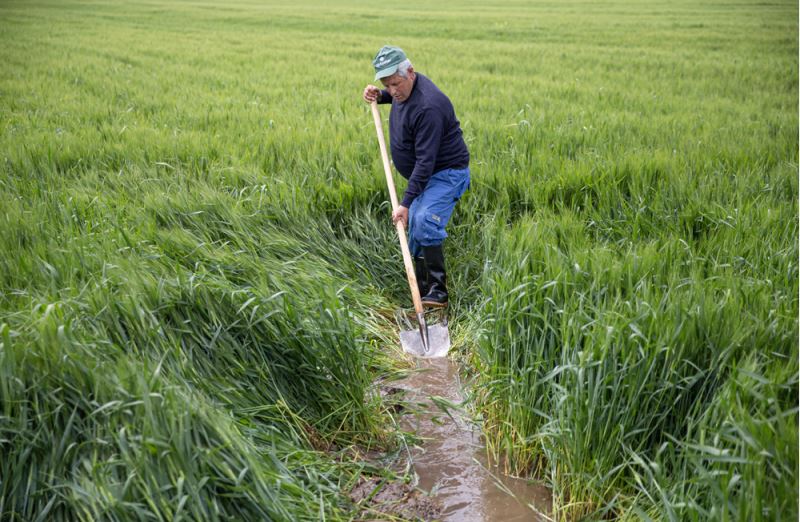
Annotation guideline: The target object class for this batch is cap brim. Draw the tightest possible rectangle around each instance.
[374,64,399,81]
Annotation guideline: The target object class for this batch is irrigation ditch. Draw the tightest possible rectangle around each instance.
[350,354,552,521]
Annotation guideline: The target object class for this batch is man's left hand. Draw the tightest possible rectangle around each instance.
[392,206,409,227]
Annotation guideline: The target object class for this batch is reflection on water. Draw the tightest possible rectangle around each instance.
[397,358,552,521]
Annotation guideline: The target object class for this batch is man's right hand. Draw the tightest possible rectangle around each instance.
[363,85,381,104]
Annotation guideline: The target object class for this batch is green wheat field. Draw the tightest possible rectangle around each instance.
[1,0,797,520]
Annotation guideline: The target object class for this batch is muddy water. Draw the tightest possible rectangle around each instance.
[397,357,551,521]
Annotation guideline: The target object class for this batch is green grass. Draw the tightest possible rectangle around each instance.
[1,0,797,520]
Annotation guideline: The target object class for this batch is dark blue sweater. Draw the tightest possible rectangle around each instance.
[378,73,469,208]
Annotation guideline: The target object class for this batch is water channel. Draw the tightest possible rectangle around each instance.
[396,357,552,521]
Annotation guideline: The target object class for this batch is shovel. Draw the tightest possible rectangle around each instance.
[370,101,450,358]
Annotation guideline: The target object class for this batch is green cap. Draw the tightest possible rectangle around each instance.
[372,45,407,80]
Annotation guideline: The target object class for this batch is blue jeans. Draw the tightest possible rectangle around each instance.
[407,167,470,257]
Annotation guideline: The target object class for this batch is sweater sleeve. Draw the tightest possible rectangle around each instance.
[377,90,391,104]
[401,107,443,208]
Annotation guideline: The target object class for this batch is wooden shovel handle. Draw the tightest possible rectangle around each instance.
[370,101,424,316]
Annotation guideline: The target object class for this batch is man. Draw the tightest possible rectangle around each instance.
[363,45,470,308]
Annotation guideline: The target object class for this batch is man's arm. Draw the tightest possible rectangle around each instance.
[401,108,444,208]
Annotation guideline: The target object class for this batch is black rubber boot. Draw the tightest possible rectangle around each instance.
[413,256,429,298]
[421,245,448,308]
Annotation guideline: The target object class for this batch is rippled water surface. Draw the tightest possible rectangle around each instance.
[397,358,551,521]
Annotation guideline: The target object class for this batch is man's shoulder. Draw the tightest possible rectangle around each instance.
[414,74,450,111]
[416,74,443,95]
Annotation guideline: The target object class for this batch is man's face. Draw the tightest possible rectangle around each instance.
[380,68,416,103]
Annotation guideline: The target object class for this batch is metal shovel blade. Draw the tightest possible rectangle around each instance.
[400,322,450,358]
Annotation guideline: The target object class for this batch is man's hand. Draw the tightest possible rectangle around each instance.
[363,85,381,104]
[392,206,409,227]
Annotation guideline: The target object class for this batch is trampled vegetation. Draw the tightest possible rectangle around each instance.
[1,0,797,520]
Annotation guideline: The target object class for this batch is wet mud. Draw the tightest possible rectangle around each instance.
[350,475,442,521]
